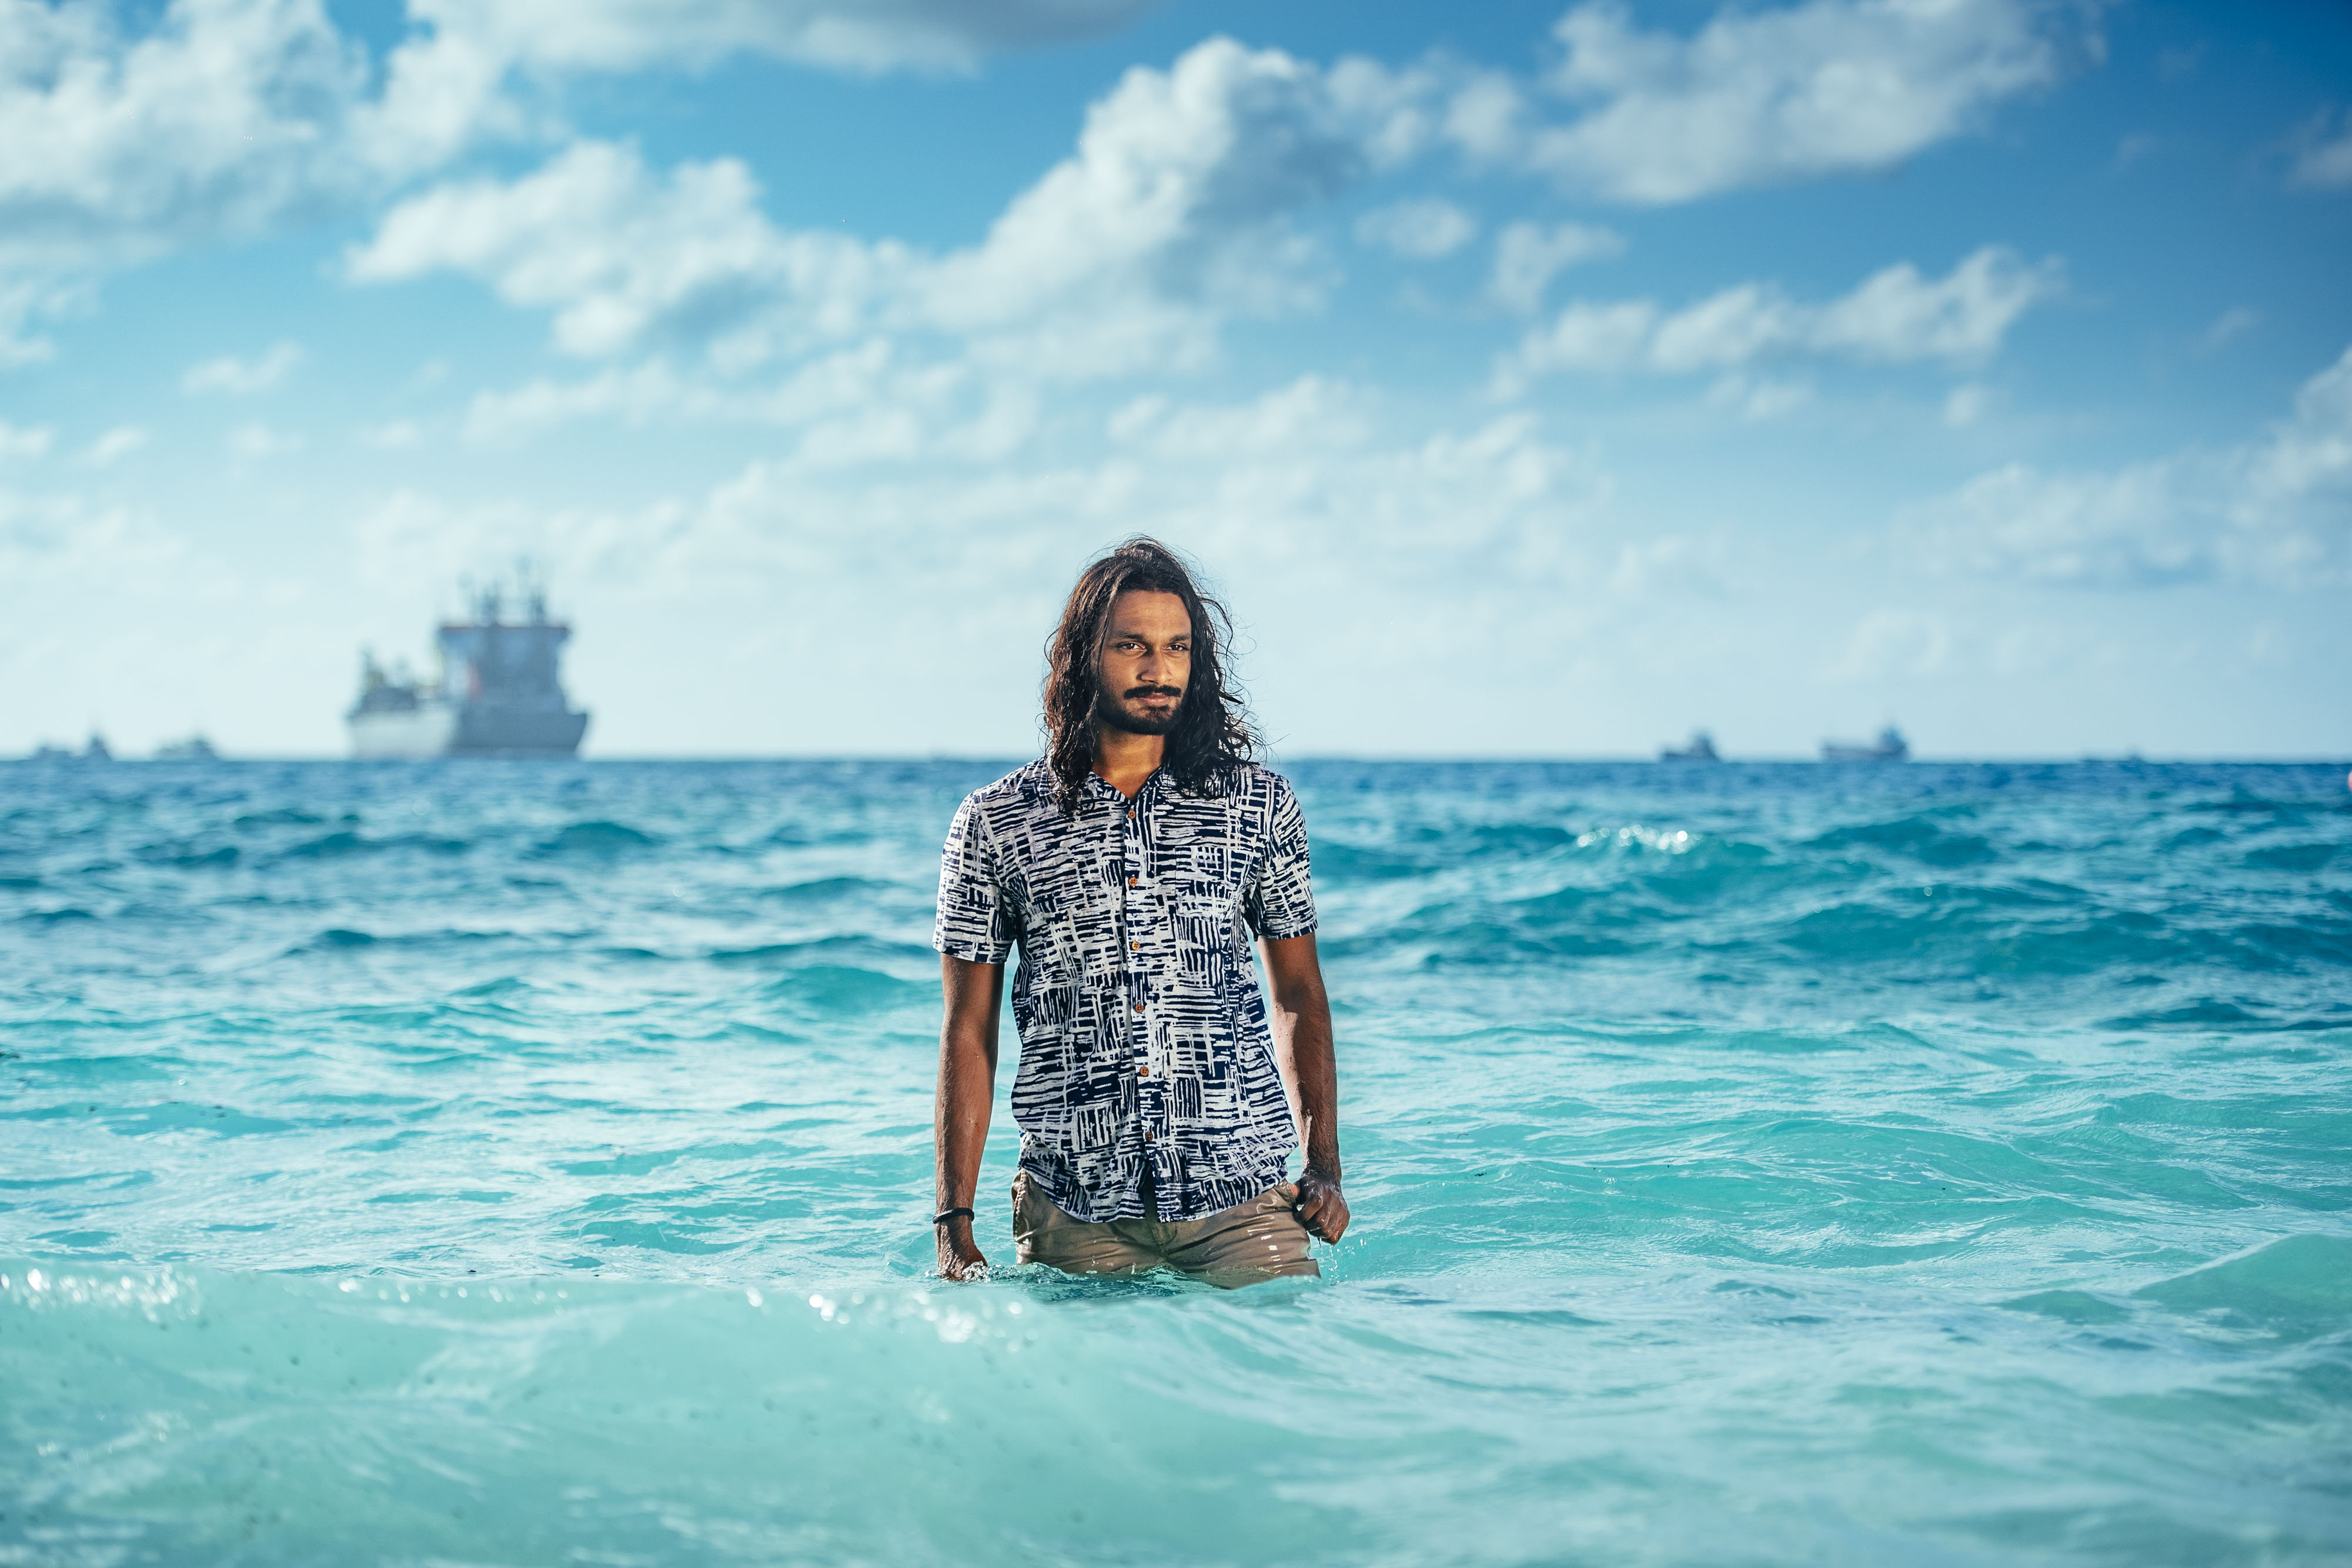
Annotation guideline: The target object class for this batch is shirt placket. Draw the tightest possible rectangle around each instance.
[1119,777,1169,1213]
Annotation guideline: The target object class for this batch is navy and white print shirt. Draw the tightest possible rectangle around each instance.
[933,759,1318,1224]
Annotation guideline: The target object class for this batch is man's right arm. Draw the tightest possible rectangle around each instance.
[933,954,1004,1281]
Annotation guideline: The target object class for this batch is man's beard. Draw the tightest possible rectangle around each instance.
[1097,679,1185,736]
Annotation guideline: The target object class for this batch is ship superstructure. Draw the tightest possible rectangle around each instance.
[348,577,590,758]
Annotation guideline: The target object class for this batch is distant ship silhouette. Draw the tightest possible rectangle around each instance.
[1821,726,1909,763]
[349,573,590,758]
[1660,730,1721,762]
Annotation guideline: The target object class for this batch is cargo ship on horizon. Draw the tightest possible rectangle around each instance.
[348,577,589,758]
[1821,725,1909,763]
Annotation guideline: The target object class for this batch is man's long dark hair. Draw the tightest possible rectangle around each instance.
[1043,537,1261,815]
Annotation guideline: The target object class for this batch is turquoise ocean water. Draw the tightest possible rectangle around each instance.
[4,758,2350,1566]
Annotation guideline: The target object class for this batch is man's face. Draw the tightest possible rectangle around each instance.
[1095,590,1192,736]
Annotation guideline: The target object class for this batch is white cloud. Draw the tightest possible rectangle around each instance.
[1106,375,1372,457]
[1942,382,1989,426]
[1354,198,1476,258]
[358,375,1603,613]
[182,340,305,394]
[0,0,1167,368]
[0,275,92,369]
[2286,106,2352,190]
[359,419,425,450]
[918,38,1379,365]
[228,421,302,459]
[1829,606,1952,678]
[353,39,1405,383]
[2198,306,2261,353]
[81,424,148,467]
[0,484,187,586]
[1487,220,1623,313]
[1902,342,2352,588]
[1504,245,2057,387]
[1706,373,1812,421]
[1509,0,2064,203]
[346,140,902,362]
[0,419,53,459]
[0,0,378,276]
[1609,533,1725,596]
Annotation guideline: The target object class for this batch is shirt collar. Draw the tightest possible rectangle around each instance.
[1083,765,1165,809]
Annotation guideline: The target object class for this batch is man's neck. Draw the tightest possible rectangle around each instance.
[1091,725,1165,799]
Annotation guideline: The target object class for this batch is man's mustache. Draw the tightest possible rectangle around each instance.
[1124,686,1183,700]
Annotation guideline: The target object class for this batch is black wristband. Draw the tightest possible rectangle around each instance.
[932,1206,975,1227]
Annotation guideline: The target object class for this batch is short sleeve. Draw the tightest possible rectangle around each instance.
[1241,774,1317,941]
[933,793,1018,964]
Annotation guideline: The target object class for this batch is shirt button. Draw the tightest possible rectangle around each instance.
[1132,1002,1144,1014]
[1130,941,1139,952]
[1126,808,1136,820]
[1127,876,1137,887]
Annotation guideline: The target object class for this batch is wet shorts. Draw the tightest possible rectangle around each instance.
[1011,1169,1321,1288]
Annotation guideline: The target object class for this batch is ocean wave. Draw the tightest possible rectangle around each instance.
[278,829,470,860]
[533,819,660,856]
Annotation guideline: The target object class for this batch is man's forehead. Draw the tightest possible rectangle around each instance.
[1106,589,1191,637]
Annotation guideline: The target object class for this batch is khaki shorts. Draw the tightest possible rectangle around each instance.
[1012,1169,1321,1288]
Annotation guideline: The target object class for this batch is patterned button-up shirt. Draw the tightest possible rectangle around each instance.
[933,759,1318,1223]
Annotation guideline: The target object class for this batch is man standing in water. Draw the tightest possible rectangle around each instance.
[930,538,1349,1285]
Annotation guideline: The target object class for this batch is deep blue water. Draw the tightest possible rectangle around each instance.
[4,758,2350,1566]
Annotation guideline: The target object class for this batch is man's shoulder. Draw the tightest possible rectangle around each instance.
[1213,762,1295,805]
[961,759,1058,817]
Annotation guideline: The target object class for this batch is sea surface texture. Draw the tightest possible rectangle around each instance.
[4,758,2349,1566]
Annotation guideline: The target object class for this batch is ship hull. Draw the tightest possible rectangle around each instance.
[349,704,459,759]
[348,703,586,758]
[449,705,589,757]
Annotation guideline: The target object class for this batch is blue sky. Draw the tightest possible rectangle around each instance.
[2,0,2347,758]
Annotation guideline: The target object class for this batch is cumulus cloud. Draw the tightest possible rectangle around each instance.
[1501,0,2064,203]
[1502,245,2059,387]
[2286,106,2352,190]
[0,0,382,279]
[0,483,187,586]
[1354,198,1477,258]
[0,419,53,459]
[81,424,148,467]
[1942,382,1989,426]
[346,141,904,361]
[1829,606,1953,678]
[1901,342,2352,588]
[228,421,302,459]
[182,340,304,394]
[1487,220,1623,313]
[353,39,1405,380]
[0,0,1167,366]
[362,372,1602,599]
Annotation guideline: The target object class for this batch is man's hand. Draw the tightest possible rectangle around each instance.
[937,1217,988,1281]
[1293,1169,1349,1243]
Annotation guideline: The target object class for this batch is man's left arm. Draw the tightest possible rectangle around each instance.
[1259,932,1349,1243]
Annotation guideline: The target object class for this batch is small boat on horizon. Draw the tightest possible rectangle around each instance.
[1660,730,1722,762]
[1822,725,1909,763]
